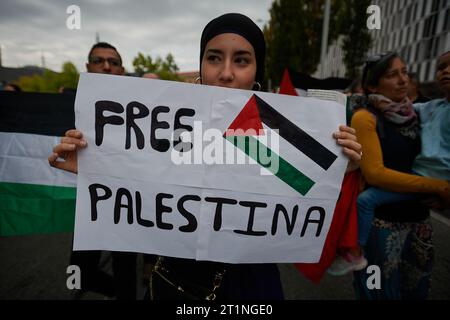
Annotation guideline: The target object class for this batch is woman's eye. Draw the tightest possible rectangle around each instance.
[207,55,220,63]
[438,63,447,71]
[235,57,250,65]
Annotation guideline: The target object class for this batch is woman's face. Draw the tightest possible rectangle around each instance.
[201,33,257,90]
[369,57,409,102]
[436,52,450,95]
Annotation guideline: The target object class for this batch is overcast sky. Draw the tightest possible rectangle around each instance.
[0,0,273,73]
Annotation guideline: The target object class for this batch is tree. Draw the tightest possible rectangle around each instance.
[132,52,158,75]
[58,62,80,89]
[264,0,372,84]
[158,54,180,81]
[132,52,180,81]
[17,62,79,93]
[339,0,372,79]
[265,0,344,85]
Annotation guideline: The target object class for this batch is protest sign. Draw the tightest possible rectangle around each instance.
[74,73,347,263]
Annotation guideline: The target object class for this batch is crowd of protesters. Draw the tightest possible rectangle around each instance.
[4,11,449,301]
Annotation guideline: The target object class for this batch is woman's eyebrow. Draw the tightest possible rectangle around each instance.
[205,49,223,55]
[385,67,403,74]
[234,50,252,56]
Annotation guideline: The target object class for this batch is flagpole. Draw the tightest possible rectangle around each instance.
[320,0,331,78]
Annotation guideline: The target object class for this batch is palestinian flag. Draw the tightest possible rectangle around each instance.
[295,170,359,282]
[279,68,352,96]
[0,91,77,236]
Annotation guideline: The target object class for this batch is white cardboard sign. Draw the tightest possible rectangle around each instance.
[73,73,347,263]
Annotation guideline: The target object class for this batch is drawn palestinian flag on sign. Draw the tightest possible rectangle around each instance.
[223,94,337,196]
[0,91,77,236]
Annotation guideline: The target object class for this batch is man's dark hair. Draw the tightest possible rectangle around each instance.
[87,42,122,65]
[408,72,419,83]
[436,50,450,72]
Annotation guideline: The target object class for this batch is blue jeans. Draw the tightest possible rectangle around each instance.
[357,187,414,246]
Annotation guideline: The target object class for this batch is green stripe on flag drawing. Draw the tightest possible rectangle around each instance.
[226,136,315,196]
[0,182,76,236]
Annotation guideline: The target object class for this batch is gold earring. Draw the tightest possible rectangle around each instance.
[254,82,262,91]
[195,76,202,84]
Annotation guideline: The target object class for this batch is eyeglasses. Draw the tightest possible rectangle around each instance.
[365,52,396,66]
[88,56,121,67]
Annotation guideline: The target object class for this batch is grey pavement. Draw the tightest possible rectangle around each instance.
[1,214,449,300]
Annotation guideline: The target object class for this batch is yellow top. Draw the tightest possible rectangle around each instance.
[351,109,449,197]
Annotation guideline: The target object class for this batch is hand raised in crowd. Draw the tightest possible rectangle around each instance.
[48,129,86,174]
[333,125,362,172]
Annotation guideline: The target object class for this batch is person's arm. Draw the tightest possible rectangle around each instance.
[351,109,450,198]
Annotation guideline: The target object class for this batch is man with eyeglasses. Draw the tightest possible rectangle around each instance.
[71,42,137,300]
[86,42,125,75]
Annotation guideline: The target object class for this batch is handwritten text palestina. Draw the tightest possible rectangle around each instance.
[89,183,326,237]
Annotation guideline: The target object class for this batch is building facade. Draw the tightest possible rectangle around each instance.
[369,0,450,82]
[317,0,450,83]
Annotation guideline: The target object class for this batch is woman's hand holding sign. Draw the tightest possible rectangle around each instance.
[49,126,361,174]
[334,125,361,172]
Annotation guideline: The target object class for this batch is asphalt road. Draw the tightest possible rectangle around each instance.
[1,213,449,300]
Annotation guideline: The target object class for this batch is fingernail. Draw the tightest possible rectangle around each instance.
[80,140,87,146]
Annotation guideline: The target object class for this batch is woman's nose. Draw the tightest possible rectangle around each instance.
[219,61,234,82]
[399,72,408,84]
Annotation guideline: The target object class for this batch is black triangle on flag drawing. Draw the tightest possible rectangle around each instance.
[223,94,338,196]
